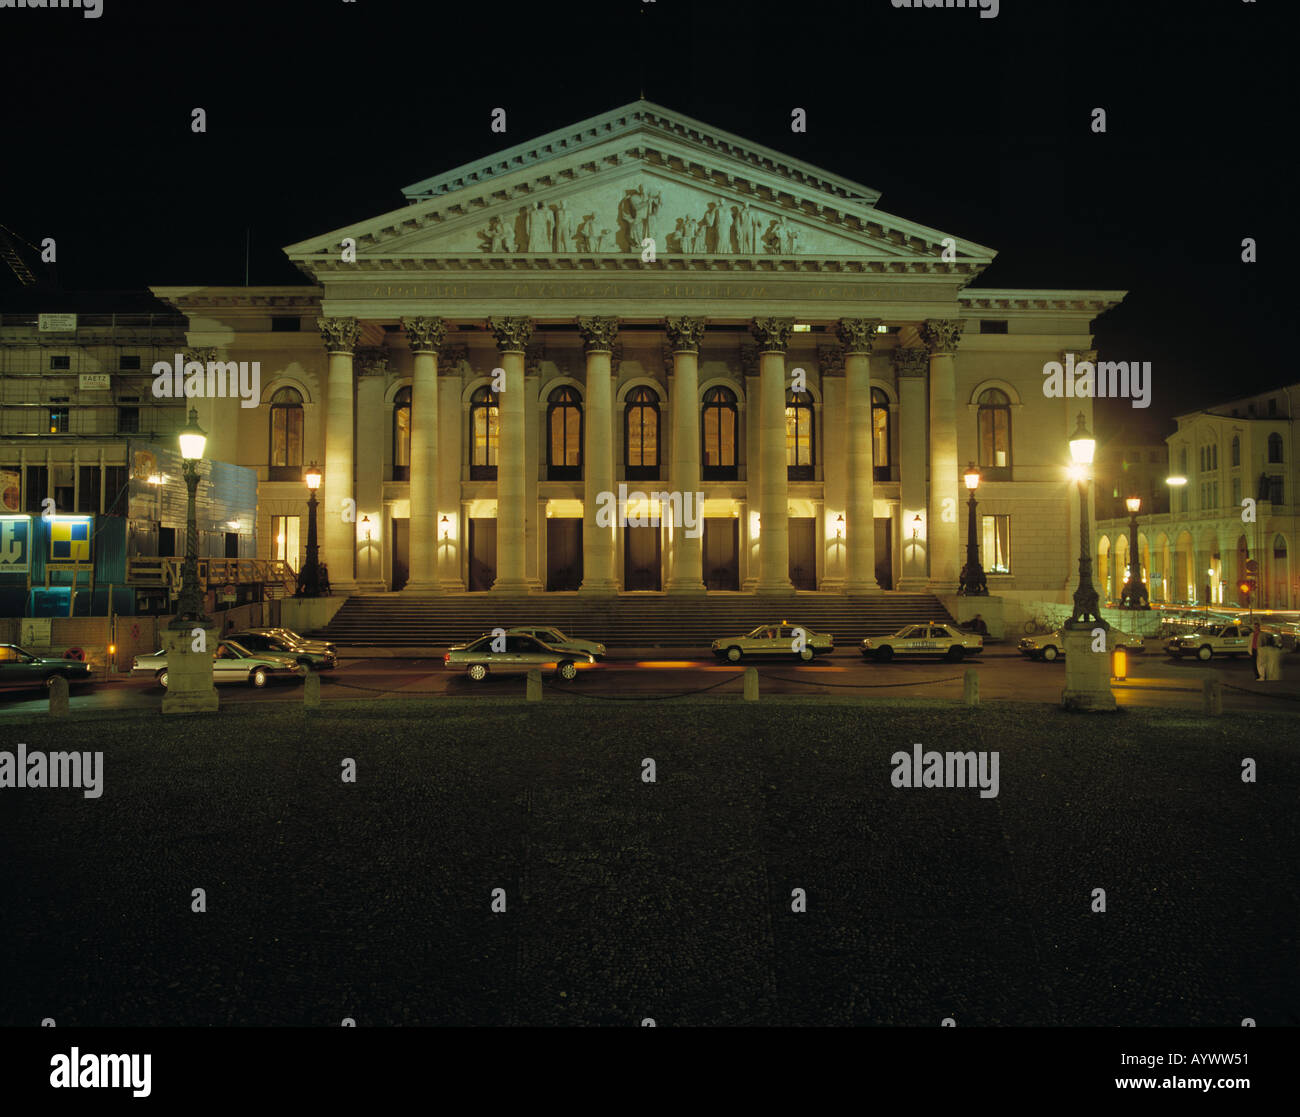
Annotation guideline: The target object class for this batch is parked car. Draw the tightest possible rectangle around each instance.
[1165,623,1251,661]
[445,632,595,681]
[862,623,983,662]
[132,638,305,688]
[0,644,93,691]
[262,627,337,658]
[228,629,337,670]
[711,622,834,662]
[505,625,606,660]
[1019,627,1145,662]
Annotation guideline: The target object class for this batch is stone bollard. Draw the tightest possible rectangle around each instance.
[1202,677,1222,717]
[304,671,321,710]
[963,668,979,707]
[48,675,70,718]
[526,669,543,702]
[744,666,759,702]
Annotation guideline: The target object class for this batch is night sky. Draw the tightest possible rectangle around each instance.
[1,0,1285,441]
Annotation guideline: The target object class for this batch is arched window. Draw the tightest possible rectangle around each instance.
[393,386,411,481]
[785,389,814,480]
[269,386,303,480]
[547,386,583,480]
[871,388,891,481]
[977,388,1011,478]
[625,386,660,481]
[1231,435,1240,467]
[470,386,499,480]
[701,386,738,480]
[1268,432,1283,463]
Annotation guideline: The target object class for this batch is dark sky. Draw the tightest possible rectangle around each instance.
[1,0,1285,440]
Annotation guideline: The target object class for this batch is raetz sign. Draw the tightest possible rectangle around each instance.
[0,515,32,574]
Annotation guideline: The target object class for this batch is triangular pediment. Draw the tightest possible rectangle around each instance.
[285,101,995,280]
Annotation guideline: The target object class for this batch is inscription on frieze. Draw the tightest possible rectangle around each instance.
[342,280,920,302]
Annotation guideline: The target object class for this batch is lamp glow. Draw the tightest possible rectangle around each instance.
[177,407,207,461]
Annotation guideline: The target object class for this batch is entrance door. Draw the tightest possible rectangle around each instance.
[624,525,662,590]
[546,518,582,591]
[703,518,739,590]
[468,518,496,592]
[874,517,893,589]
[788,517,816,589]
[391,518,409,591]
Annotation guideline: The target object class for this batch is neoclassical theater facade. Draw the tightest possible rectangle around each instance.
[154,102,1124,597]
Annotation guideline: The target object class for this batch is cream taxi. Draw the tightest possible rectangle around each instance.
[711,622,835,662]
[861,623,983,663]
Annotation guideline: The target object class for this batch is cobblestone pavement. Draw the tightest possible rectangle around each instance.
[0,701,1295,1026]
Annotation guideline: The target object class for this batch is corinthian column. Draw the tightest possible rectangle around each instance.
[402,316,447,592]
[837,318,881,592]
[578,315,619,593]
[665,316,706,593]
[922,319,964,590]
[317,317,361,594]
[751,317,793,592]
[893,346,929,590]
[488,317,533,591]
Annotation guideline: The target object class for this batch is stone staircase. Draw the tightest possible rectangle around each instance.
[311,592,957,649]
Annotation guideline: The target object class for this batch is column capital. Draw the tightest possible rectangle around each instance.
[488,316,534,353]
[402,316,447,354]
[817,342,845,377]
[181,345,218,366]
[750,316,794,353]
[318,317,361,354]
[355,347,390,378]
[664,316,707,352]
[921,319,964,356]
[891,347,929,378]
[1060,348,1097,365]
[835,318,883,355]
[577,315,620,353]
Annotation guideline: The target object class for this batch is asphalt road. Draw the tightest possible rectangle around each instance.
[0,646,1294,714]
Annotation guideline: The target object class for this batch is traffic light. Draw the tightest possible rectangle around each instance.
[1239,578,1255,603]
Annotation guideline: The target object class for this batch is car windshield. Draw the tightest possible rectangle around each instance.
[894,626,918,637]
[271,629,305,644]
[746,626,774,638]
[1191,625,1219,635]
[544,628,567,641]
[223,640,253,658]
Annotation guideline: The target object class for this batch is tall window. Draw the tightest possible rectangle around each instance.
[1231,435,1240,466]
[871,388,891,481]
[976,388,1011,478]
[49,407,69,434]
[701,386,738,480]
[393,386,411,481]
[547,386,583,480]
[785,389,814,481]
[981,514,1011,573]
[470,386,499,480]
[271,515,300,567]
[1268,432,1283,463]
[625,386,660,481]
[269,386,304,480]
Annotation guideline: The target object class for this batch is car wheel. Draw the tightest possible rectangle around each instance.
[1197,645,1213,661]
[157,669,169,689]
[726,646,743,663]
[944,646,964,662]
[874,646,893,663]
[799,647,814,662]
[467,663,488,682]
[1042,645,1059,662]
[557,661,578,681]
[250,667,269,688]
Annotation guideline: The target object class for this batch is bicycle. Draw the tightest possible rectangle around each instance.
[1023,611,1063,635]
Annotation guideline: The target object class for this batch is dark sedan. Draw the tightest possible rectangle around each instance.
[0,644,93,692]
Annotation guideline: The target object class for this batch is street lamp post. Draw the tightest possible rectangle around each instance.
[957,462,988,596]
[1118,495,1151,610]
[1061,413,1115,711]
[298,463,322,597]
[169,407,210,630]
[1065,414,1105,630]
[162,406,218,714]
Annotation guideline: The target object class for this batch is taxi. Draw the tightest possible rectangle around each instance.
[861,622,983,663]
[711,622,834,662]
[1018,627,1145,662]
[1164,622,1251,661]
